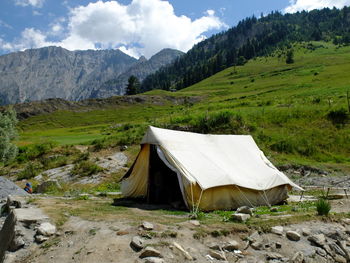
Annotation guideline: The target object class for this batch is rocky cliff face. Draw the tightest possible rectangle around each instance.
[0,47,183,105]
[91,48,184,98]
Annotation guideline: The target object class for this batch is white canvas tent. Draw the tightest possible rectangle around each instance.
[121,126,301,211]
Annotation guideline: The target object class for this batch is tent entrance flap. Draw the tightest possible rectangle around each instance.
[147,145,186,208]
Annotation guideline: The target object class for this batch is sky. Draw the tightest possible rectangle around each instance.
[0,0,350,58]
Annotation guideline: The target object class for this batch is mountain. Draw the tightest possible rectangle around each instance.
[141,7,350,92]
[91,48,183,98]
[0,46,182,105]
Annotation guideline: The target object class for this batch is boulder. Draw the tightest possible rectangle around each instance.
[6,195,28,210]
[207,242,221,250]
[139,247,162,259]
[141,222,154,231]
[14,208,49,225]
[291,251,304,263]
[209,250,226,261]
[37,222,56,236]
[247,231,262,243]
[130,236,144,251]
[271,226,284,236]
[302,228,311,236]
[231,213,250,222]
[223,240,240,251]
[8,236,25,252]
[236,206,253,215]
[251,241,263,250]
[308,234,327,247]
[286,231,301,241]
[36,180,61,193]
[0,211,17,262]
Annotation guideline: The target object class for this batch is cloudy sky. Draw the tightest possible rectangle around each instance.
[0,0,350,58]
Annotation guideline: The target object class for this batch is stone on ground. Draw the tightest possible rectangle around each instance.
[189,220,200,226]
[130,236,144,251]
[209,250,226,260]
[0,211,17,262]
[36,222,56,236]
[141,222,154,230]
[286,231,301,241]
[231,213,251,222]
[35,235,49,243]
[236,206,253,215]
[266,252,283,260]
[36,180,61,193]
[143,257,164,263]
[0,177,28,199]
[14,208,49,225]
[308,234,326,247]
[139,247,162,259]
[223,240,240,251]
[291,251,304,263]
[271,226,284,236]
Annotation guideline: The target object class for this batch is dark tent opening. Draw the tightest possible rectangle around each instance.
[147,145,186,209]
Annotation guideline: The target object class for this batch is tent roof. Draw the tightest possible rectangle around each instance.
[141,126,301,191]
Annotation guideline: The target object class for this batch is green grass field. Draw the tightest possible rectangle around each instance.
[17,42,350,171]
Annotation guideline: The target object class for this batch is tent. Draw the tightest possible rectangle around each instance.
[120,126,301,211]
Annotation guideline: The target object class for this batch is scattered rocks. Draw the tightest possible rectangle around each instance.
[36,222,56,236]
[139,247,162,259]
[231,213,251,222]
[130,236,144,251]
[271,226,284,236]
[236,206,254,215]
[286,231,301,241]
[141,222,154,231]
[209,250,226,261]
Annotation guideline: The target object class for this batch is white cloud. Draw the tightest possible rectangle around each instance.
[3,0,226,58]
[14,0,45,8]
[0,28,55,51]
[285,0,350,13]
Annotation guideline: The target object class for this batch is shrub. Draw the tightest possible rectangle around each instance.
[0,109,18,163]
[327,108,349,126]
[71,160,103,177]
[17,162,41,180]
[316,198,331,216]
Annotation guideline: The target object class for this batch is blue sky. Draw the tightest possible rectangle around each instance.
[1,0,349,58]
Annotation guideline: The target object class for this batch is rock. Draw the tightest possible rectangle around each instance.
[35,235,49,243]
[334,255,347,263]
[36,180,61,193]
[14,208,49,225]
[247,231,262,243]
[251,241,263,250]
[139,247,162,259]
[116,230,129,236]
[308,234,326,247]
[0,178,28,199]
[131,236,144,251]
[189,220,200,226]
[173,242,193,260]
[144,258,164,263]
[141,222,154,230]
[6,195,28,209]
[0,211,17,262]
[209,250,226,261]
[8,236,25,252]
[275,242,282,249]
[291,251,304,263]
[231,213,251,222]
[236,206,253,215]
[286,231,301,241]
[341,218,350,225]
[266,252,283,260]
[329,242,346,258]
[271,226,284,236]
[37,222,56,236]
[315,247,327,257]
[207,242,221,250]
[270,207,278,212]
[302,228,311,236]
[223,240,240,251]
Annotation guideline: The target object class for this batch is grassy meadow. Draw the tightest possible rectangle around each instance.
[16,42,350,173]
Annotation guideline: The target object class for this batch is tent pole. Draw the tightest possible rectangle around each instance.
[190,183,195,213]
[194,189,204,215]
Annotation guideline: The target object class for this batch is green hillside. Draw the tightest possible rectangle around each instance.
[17,42,350,172]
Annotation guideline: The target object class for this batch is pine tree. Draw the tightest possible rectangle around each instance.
[125,75,140,95]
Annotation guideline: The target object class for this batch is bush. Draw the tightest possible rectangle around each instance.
[0,109,18,163]
[316,198,331,216]
[17,162,41,180]
[327,108,349,126]
[71,160,103,177]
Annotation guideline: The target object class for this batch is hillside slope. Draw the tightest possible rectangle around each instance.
[16,43,350,171]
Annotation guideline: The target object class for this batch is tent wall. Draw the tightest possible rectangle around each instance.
[120,144,150,197]
[182,182,290,211]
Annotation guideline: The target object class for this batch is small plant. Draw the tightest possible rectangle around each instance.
[71,160,103,177]
[316,198,331,216]
[17,162,41,180]
[327,108,349,126]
